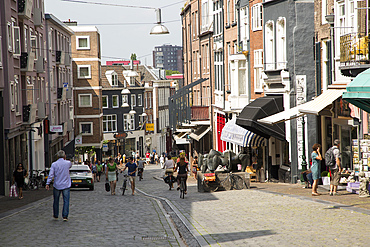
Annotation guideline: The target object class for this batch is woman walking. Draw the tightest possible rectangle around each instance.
[192,156,198,179]
[13,163,28,199]
[311,143,322,196]
[106,158,118,195]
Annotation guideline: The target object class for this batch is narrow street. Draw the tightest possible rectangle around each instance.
[1,165,370,247]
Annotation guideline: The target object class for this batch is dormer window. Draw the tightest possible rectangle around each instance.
[105,70,118,86]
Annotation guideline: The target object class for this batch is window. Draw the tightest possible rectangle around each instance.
[27,76,35,104]
[10,81,15,111]
[240,7,249,46]
[112,95,119,108]
[251,3,263,31]
[14,75,19,113]
[149,92,152,108]
[238,60,247,95]
[227,0,231,24]
[78,94,92,107]
[103,115,117,132]
[102,95,108,108]
[76,36,90,50]
[77,65,91,79]
[122,95,128,106]
[80,122,93,135]
[214,51,224,91]
[24,25,28,52]
[322,0,328,24]
[13,26,20,56]
[276,17,286,69]
[138,94,142,106]
[264,21,275,70]
[254,50,263,92]
[131,94,136,107]
[7,22,12,52]
[31,35,37,60]
[124,114,135,130]
[112,74,118,86]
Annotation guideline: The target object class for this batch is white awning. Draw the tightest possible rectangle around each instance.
[258,89,345,125]
[221,119,265,147]
[176,138,190,145]
[189,126,211,142]
[173,132,190,145]
[299,89,345,115]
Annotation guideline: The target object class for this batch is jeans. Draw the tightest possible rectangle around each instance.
[53,188,70,218]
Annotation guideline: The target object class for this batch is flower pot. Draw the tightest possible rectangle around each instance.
[322,176,330,185]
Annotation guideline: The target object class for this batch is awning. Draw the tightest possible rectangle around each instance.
[62,139,75,160]
[258,89,345,125]
[221,119,265,147]
[299,89,345,115]
[189,126,211,142]
[236,95,285,140]
[173,132,190,145]
[343,68,370,113]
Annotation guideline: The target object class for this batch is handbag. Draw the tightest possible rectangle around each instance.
[105,181,110,192]
[10,184,18,197]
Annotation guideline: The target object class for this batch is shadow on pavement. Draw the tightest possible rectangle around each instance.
[203,230,275,243]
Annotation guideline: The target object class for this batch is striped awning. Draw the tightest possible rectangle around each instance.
[221,119,265,147]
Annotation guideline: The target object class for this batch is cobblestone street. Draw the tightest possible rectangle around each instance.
[1,165,370,246]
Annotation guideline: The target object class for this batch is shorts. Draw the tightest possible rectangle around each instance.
[330,169,340,186]
[192,167,197,173]
[129,176,136,182]
[146,158,150,162]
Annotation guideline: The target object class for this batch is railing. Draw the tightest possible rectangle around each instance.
[191,106,209,120]
[340,32,369,66]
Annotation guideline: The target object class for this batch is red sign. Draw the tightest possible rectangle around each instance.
[114,133,127,139]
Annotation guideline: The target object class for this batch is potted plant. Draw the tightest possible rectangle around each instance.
[321,171,330,185]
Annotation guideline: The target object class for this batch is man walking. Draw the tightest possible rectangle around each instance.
[46,150,72,221]
[122,157,137,195]
[330,139,341,196]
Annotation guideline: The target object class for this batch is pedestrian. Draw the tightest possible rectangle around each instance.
[12,163,28,199]
[122,153,126,164]
[311,143,322,196]
[154,152,159,165]
[131,150,136,161]
[146,151,150,165]
[122,157,138,195]
[192,156,199,179]
[329,139,341,196]
[91,162,97,182]
[96,160,103,182]
[46,150,72,221]
[137,158,145,180]
[136,151,140,161]
[159,155,165,169]
[174,156,189,194]
[106,157,118,195]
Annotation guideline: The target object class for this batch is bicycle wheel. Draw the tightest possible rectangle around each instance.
[180,180,185,199]
[232,175,244,190]
[220,176,232,190]
[122,180,126,195]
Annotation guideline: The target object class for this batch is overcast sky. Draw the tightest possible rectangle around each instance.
[45,0,184,65]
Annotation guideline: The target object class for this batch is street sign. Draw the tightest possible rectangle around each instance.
[114,132,127,139]
[146,123,154,131]
[102,144,108,152]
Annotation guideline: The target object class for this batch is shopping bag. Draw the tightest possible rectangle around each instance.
[105,181,110,192]
[10,184,18,198]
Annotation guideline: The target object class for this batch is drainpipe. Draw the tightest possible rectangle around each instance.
[45,20,52,166]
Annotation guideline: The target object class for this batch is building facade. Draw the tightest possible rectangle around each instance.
[153,44,183,73]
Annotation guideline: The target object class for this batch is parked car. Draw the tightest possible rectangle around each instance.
[70,164,94,190]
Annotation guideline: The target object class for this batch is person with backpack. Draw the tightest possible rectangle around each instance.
[325,139,342,196]
[311,143,322,196]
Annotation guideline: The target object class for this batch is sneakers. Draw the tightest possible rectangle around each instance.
[53,216,58,220]
[333,192,339,196]
[63,217,68,222]
[329,192,333,196]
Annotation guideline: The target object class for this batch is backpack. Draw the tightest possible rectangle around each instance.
[325,147,336,167]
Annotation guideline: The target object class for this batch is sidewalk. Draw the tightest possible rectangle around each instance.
[0,188,52,218]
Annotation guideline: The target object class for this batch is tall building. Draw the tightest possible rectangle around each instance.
[66,22,103,161]
[153,44,183,73]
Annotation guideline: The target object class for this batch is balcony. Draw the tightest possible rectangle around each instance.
[56,51,65,64]
[57,87,66,101]
[23,104,37,123]
[33,7,44,27]
[20,52,35,72]
[340,32,370,77]
[191,106,209,121]
[35,56,45,73]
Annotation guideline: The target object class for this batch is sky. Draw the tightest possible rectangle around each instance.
[45,0,184,66]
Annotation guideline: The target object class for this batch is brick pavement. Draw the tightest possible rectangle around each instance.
[0,174,182,247]
[136,166,370,247]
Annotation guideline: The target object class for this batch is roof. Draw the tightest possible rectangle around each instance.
[45,14,74,35]
[68,25,100,33]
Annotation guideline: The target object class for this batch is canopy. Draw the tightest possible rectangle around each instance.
[236,95,285,140]
[189,126,211,142]
[258,89,345,125]
[343,68,370,113]
[221,119,265,147]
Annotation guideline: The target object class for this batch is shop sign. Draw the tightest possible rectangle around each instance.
[102,144,108,152]
[146,123,154,131]
[334,98,351,118]
[75,135,82,145]
[296,75,308,170]
[114,132,127,139]
[50,125,63,132]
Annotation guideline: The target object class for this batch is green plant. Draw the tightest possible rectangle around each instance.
[321,171,329,177]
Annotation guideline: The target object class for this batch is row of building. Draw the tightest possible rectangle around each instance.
[175,0,370,182]
[0,0,178,195]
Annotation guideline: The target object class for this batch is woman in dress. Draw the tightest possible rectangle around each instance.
[13,163,28,199]
[192,156,198,179]
[105,157,118,195]
[311,143,322,196]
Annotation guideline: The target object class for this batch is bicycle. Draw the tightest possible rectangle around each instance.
[25,170,43,190]
[179,176,186,199]
[120,174,129,195]
[163,169,175,190]
[220,173,245,190]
